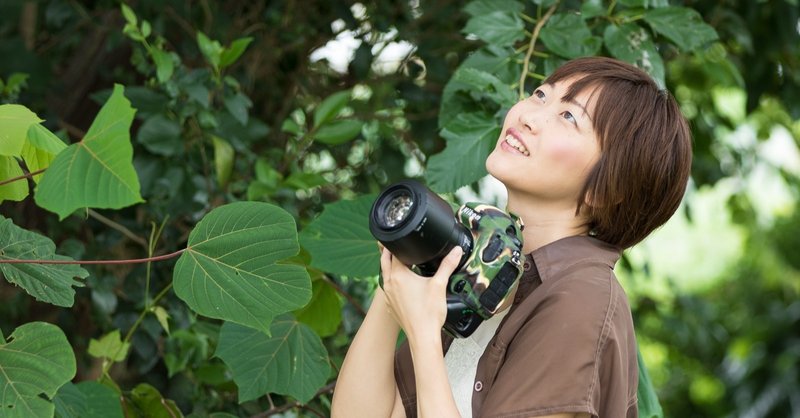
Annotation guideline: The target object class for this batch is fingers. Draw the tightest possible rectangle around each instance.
[434,246,463,282]
[380,248,393,285]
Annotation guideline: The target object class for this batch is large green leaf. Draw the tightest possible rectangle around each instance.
[0,156,27,202]
[34,84,143,220]
[603,23,666,87]
[293,279,343,337]
[313,119,364,145]
[452,67,517,108]
[21,123,67,183]
[299,194,379,278]
[216,317,330,403]
[0,322,76,418]
[0,104,42,156]
[0,216,88,307]
[426,111,499,192]
[540,13,602,59]
[54,381,123,418]
[463,11,525,47]
[643,6,719,52]
[173,202,311,333]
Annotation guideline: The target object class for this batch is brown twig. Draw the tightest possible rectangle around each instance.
[88,209,149,249]
[0,168,45,186]
[250,381,337,418]
[518,1,560,99]
[324,275,368,317]
[0,248,186,265]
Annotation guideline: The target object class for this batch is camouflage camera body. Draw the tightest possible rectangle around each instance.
[448,202,525,319]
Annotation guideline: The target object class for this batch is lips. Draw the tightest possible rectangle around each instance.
[502,130,530,156]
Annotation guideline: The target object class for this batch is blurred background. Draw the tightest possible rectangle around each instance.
[0,0,798,417]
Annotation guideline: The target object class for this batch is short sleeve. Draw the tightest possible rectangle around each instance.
[477,266,638,417]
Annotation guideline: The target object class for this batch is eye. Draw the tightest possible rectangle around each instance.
[561,111,577,125]
[532,89,545,100]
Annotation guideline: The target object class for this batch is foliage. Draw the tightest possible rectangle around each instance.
[0,0,797,417]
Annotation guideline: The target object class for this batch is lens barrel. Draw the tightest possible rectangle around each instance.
[369,180,472,275]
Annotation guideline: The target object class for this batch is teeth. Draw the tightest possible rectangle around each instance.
[504,135,530,156]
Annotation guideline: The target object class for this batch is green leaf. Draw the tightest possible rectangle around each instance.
[3,73,29,95]
[152,306,171,336]
[540,13,603,59]
[0,156,27,202]
[120,4,137,26]
[88,330,130,362]
[637,346,664,418]
[463,0,523,16]
[603,23,665,87]
[137,114,182,156]
[34,84,143,220]
[223,92,252,126]
[150,49,174,83]
[0,104,42,156]
[164,329,209,377]
[216,318,330,403]
[197,31,223,70]
[173,202,312,333]
[0,322,76,418]
[313,90,351,128]
[463,11,525,46]
[643,6,719,52]
[211,135,234,187]
[426,112,499,192]
[452,67,517,107]
[293,279,343,337]
[127,383,183,418]
[54,381,124,418]
[313,119,363,145]
[0,216,88,307]
[299,194,380,278]
[283,171,328,190]
[21,124,67,183]
[219,37,254,69]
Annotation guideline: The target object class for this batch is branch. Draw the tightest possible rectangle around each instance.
[518,1,560,100]
[0,168,45,186]
[250,381,336,418]
[0,248,186,265]
[324,275,367,317]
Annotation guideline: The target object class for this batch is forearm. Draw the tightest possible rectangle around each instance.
[331,290,402,417]
[408,332,460,418]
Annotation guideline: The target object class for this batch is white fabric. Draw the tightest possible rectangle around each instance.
[444,309,508,418]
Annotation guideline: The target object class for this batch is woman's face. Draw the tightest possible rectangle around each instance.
[486,77,601,208]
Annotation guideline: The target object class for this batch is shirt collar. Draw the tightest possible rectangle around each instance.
[517,235,621,299]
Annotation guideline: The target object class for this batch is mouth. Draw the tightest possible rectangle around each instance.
[502,131,530,156]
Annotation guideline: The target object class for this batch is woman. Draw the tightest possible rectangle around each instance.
[331,57,692,418]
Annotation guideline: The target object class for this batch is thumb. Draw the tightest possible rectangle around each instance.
[434,246,464,282]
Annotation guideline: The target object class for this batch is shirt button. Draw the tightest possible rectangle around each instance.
[523,261,532,271]
[474,381,483,392]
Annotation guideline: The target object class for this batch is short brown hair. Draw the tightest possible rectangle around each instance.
[545,57,692,249]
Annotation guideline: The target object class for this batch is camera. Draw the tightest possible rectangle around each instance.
[369,180,525,338]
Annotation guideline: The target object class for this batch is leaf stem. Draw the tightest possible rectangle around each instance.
[518,1,560,100]
[88,209,149,249]
[0,248,186,264]
[0,168,45,186]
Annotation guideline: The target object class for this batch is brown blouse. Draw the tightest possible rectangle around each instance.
[394,235,638,418]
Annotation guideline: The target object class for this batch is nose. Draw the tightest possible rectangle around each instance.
[518,107,540,134]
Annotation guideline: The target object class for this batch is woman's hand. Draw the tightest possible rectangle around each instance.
[380,246,463,341]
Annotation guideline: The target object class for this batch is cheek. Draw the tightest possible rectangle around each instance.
[546,138,598,173]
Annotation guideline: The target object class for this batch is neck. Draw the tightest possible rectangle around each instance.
[505,192,589,254]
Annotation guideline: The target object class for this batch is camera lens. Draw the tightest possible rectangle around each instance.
[381,192,414,228]
[370,180,472,274]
